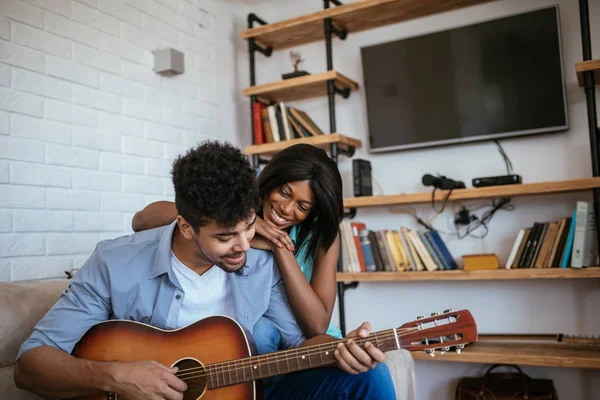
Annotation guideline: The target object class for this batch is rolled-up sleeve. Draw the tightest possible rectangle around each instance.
[263,260,305,350]
[17,246,112,360]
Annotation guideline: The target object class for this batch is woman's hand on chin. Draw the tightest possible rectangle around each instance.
[254,216,295,251]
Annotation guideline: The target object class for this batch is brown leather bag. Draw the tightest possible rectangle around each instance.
[455,364,559,400]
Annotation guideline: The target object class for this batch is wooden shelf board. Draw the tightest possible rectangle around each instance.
[244,133,362,156]
[411,342,600,369]
[344,177,600,208]
[242,71,358,103]
[575,59,600,87]
[336,268,600,282]
[241,0,493,50]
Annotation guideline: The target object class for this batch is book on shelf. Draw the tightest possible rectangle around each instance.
[463,254,500,270]
[338,221,457,273]
[571,201,597,268]
[505,201,598,269]
[350,222,367,272]
[251,102,325,144]
[252,103,266,145]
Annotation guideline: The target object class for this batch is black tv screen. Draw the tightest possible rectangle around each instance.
[361,6,568,153]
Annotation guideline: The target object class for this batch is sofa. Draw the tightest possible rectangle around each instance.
[1,279,416,400]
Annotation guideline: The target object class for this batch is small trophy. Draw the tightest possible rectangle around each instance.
[282,50,310,80]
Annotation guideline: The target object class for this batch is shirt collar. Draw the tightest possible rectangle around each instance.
[149,221,178,280]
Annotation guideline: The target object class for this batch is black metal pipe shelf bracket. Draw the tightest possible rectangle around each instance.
[323,0,356,337]
[578,0,600,260]
[337,145,355,158]
[323,0,348,40]
[247,14,273,57]
[253,43,272,57]
[325,0,344,7]
[247,13,272,169]
[333,84,351,98]
[331,24,348,40]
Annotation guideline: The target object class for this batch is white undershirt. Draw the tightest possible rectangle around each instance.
[170,252,236,328]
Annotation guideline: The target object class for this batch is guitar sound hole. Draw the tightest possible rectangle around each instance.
[173,358,207,400]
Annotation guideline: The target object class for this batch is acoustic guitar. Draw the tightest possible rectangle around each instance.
[72,308,477,400]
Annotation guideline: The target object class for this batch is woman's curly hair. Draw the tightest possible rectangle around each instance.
[172,141,259,230]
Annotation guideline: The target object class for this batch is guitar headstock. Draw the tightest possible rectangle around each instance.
[397,309,477,357]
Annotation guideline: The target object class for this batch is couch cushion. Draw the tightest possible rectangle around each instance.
[384,349,417,400]
[0,280,68,368]
[0,366,44,400]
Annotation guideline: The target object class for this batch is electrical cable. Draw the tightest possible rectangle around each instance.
[431,187,453,213]
[494,140,513,175]
[372,177,385,196]
[455,198,514,239]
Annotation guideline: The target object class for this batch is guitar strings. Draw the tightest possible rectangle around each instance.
[177,332,402,383]
[174,328,412,380]
[177,335,459,385]
[175,327,460,383]
[177,321,464,381]
[175,326,440,380]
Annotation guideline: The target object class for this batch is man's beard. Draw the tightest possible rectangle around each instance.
[194,239,246,273]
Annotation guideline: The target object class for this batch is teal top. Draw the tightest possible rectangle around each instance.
[288,225,343,339]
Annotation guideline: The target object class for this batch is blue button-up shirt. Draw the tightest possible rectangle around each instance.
[17,222,305,360]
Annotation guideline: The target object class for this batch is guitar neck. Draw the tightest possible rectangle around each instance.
[205,328,400,389]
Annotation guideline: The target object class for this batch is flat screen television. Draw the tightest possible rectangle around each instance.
[361,6,568,153]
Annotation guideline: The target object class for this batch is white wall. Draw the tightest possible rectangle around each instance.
[0,0,250,282]
[242,0,600,398]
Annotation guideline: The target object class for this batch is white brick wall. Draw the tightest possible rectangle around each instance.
[1,0,245,281]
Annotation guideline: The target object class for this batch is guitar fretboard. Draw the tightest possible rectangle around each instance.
[205,329,399,389]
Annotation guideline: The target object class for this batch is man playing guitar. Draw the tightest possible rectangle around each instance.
[14,141,396,400]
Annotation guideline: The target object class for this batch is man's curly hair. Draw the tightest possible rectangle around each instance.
[171,141,259,230]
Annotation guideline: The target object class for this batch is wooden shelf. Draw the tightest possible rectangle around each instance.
[244,133,362,157]
[241,0,493,50]
[412,342,600,369]
[336,268,600,282]
[575,59,600,86]
[242,71,358,103]
[344,177,600,208]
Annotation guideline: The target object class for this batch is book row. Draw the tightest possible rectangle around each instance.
[506,201,598,269]
[252,102,325,144]
[339,220,457,273]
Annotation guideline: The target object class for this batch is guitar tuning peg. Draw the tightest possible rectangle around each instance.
[416,315,425,320]
[425,349,435,358]
[439,346,450,355]
[443,308,455,314]
[430,312,440,317]
[455,347,462,355]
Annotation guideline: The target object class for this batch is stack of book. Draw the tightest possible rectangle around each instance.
[506,201,598,268]
[252,102,325,144]
[339,220,457,273]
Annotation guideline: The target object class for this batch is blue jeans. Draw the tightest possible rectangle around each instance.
[265,363,397,400]
[253,317,397,399]
[252,316,342,355]
[253,316,281,355]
